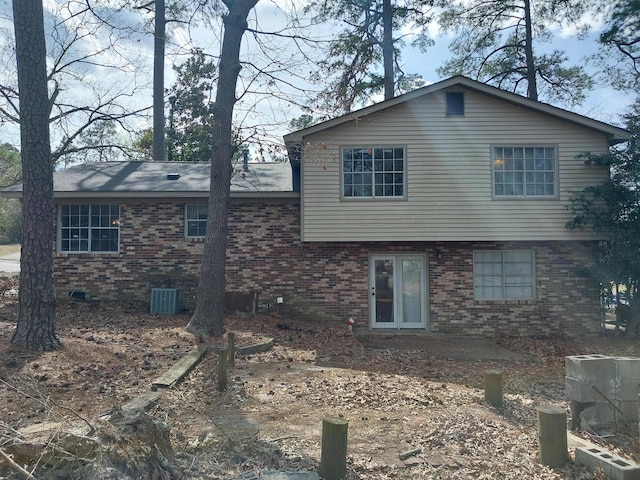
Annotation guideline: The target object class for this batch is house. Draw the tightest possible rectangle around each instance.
[283,76,629,336]
[1,76,630,336]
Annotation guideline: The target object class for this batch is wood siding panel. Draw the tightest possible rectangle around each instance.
[300,88,610,242]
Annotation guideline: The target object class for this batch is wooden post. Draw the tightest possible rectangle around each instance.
[484,369,503,408]
[537,406,568,467]
[227,332,235,367]
[320,416,348,480]
[217,348,228,392]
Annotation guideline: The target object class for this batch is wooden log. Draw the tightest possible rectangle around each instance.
[151,344,208,389]
[320,416,348,480]
[484,369,503,408]
[228,332,236,367]
[537,406,568,467]
[399,447,422,460]
[218,348,228,392]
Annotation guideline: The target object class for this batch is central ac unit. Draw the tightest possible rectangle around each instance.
[150,288,181,314]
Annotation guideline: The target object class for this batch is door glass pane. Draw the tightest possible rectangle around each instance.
[401,259,422,324]
[375,259,394,323]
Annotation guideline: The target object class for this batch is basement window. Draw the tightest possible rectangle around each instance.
[473,250,535,300]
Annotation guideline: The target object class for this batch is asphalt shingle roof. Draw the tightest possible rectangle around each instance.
[1,161,295,198]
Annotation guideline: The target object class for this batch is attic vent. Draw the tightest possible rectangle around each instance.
[446,92,465,116]
[150,288,181,314]
[167,173,180,180]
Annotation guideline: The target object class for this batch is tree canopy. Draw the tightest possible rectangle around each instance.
[567,99,640,311]
[166,48,216,162]
[305,0,434,114]
[438,0,594,106]
[594,0,640,92]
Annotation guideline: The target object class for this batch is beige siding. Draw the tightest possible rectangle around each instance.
[300,87,610,242]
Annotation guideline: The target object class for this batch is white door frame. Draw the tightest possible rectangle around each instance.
[369,254,428,330]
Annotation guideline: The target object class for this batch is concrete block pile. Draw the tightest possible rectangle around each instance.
[566,355,640,431]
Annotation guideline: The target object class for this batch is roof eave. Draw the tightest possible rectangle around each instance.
[283,75,631,146]
[0,191,299,200]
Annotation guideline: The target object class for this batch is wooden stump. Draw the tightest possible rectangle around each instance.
[320,416,348,480]
[217,348,228,392]
[537,406,568,467]
[227,332,236,367]
[484,369,503,408]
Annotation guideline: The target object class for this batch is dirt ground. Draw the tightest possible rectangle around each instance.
[1,286,640,479]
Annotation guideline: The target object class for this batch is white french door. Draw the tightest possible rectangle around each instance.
[369,254,428,329]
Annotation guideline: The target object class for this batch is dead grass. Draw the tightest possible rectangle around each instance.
[0,244,19,257]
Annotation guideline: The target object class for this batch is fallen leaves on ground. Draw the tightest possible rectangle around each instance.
[0,295,639,479]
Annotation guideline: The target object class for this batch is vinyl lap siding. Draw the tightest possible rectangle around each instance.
[300,88,610,242]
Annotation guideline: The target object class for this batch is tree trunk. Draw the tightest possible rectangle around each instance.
[11,0,60,350]
[153,0,166,162]
[382,0,394,100]
[186,0,259,341]
[523,0,538,101]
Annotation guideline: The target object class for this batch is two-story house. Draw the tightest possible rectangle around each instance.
[283,76,629,336]
[1,76,630,336]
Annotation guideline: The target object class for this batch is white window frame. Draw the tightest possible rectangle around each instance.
[473,250,536,300]
[341,146,407,199]
[58,204,120,253]
[185,204,208,238]
[492,145,558,198]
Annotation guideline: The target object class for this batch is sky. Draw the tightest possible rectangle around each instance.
[0,0,636,159]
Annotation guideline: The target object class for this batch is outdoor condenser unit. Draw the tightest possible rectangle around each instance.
[150,288,181,314]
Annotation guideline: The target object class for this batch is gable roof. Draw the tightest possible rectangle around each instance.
[0,161,296,199]
[283,75,631,148]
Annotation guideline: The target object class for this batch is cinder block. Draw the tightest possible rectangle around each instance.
[566,355,616,381]
[567,376,616,402]
[615,400,640,422]
[575,446,640,480]
[580,403,616,430]
[616,358,640,381]
[616,380,640,401]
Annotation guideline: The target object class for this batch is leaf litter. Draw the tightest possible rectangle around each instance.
[0,293,639,478]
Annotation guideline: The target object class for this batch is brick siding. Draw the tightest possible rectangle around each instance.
[53,199,601,337]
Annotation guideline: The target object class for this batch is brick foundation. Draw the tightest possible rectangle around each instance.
[53,199,601,336]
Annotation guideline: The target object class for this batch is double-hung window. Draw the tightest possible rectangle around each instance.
[186,204,207,238]
[59,204,120,253]
[493,146,557,197]
[342,147,406,198]
[473,250,535,300]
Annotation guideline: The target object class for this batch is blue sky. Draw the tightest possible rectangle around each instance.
[0,1,636,156]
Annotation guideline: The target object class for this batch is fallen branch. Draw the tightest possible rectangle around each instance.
[0,447,37,479]
[399,448,422,461]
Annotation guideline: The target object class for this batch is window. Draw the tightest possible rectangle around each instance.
[493,146,557,197]
[186,204,207,238]
[446,92,464,116]
[342,147,405,198]
[473,250,535,300]
[59,204,119,253]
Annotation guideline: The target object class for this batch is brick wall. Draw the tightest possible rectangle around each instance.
[53,199,601,336]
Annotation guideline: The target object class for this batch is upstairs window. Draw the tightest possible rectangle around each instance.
[474,250,535,300]
[446,92,465,116]
[493,146,557,198]
[342,147,405,198]
[186,204,207,238]
[59,204,120,253]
